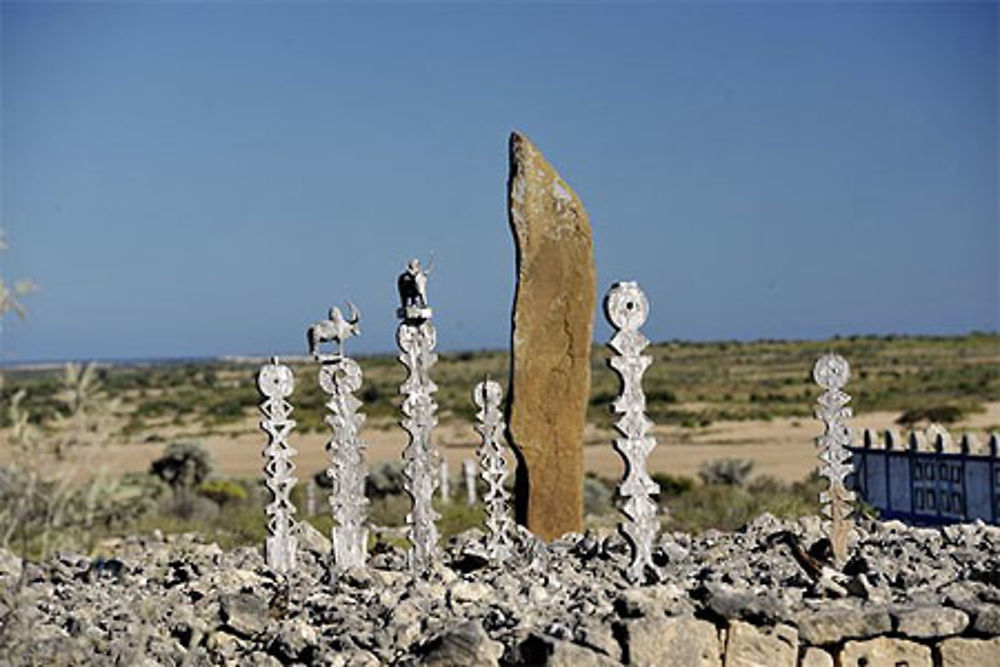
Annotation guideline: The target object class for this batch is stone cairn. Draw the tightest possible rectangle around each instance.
[463,458,478,506]
[396,258,441,572]
[474,379,513,564]
[813,352,856,567]
[604,282,661,583]
[316,309,369,572]
[256,357,299,574]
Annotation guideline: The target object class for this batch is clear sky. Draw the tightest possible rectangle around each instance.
[1,1,997,362]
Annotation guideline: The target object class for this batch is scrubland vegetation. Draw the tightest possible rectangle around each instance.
[1,331,997,559]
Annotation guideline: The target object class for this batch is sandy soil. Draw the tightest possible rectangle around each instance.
[19,401,997,484]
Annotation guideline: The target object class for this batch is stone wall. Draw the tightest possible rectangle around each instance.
[2,515,999,666]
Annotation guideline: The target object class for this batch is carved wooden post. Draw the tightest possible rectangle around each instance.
[397,259,440,571]
[320,354,369,572]
[813,353,856,568]
[439,459,451,503]
[257,357,298,574]
[474,379,513,564]
[605,282,661,584]
[463,459,478,506]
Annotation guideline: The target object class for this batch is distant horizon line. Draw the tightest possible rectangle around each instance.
[2,330,996,370]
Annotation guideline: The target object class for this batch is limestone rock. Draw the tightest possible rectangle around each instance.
[420,620,503,666]
[618,616,721,666]
[894,606,968,639]
[937,637,1000,667]
[795,604,891,645]
[219,592,269,638]
[723,621,797,667]
[506,130,596,541]
[972,604,1000,634]
[838,637,931,667]
[800,647,834,667]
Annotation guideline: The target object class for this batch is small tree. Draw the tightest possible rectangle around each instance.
[150,442,214,496]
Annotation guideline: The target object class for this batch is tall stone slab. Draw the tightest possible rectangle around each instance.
[506,131,596,541]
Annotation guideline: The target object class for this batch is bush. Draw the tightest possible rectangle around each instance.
[366,461,407,498]
[698,459,754,487]
[896,405,964,425]
[583,474,614,516]
[650,472,695,500]
[197,479,249,506]
[150,442,214,495]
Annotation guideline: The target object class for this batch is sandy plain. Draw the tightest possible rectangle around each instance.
[75,401,1000,484]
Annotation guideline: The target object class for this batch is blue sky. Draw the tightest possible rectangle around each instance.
[1,2,997,362]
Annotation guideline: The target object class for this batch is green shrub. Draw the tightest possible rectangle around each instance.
[150,442,214,495]
[698,458,754,487]
[650,472,695,499]
[197,479,248,506]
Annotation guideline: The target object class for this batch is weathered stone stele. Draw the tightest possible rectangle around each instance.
[506,131,596,541]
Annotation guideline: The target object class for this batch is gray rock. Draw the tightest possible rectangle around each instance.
[420,620,503,666]
[219,592,269,638]
[617,616,721,666]
[795,604,891,645]
[972,604,1000,634]
[894,605,968,639]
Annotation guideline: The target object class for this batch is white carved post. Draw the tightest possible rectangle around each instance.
[604,282,661,584]
[474,379,513,564]
[320,355,369,571]
[397,258,440,572]
[463,458,478,506]
[439,458,451,503]
[306,478,316,516]
[257,357,298,574]
[813,353,856,568]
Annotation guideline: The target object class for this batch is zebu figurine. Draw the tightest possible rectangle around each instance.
[308,303,361,360]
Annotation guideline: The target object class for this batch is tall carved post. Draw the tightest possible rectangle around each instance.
[318,352,369,572]
[604,282,661,584]
[813,353,856,568]
[474,379,513,564]
[257,357,298,574]
[396,258,440,571]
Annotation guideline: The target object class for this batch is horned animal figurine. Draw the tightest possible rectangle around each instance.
[308,303,361,360]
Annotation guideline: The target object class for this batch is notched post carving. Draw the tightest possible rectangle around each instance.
[605,282,661,584]
[397,259,440,572]
[813,352,856,568]
[257,357,298,574]
[474,379,513,564]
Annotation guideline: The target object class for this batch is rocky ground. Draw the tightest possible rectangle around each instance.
[2,515,1000,666]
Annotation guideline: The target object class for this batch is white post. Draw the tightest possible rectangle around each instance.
[813,352,856,568]
[604,282,661,584]
[257,357,298,574]
[320,354,369,572]
[474,379,513,563]
[397,259,441,572]
[463,458,478,506]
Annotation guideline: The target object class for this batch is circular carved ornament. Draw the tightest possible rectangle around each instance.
[605,281,649,331]
[813,353,851,390]
[473,380,502,409]
[258,362,295,398]
[319,358,363,395]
